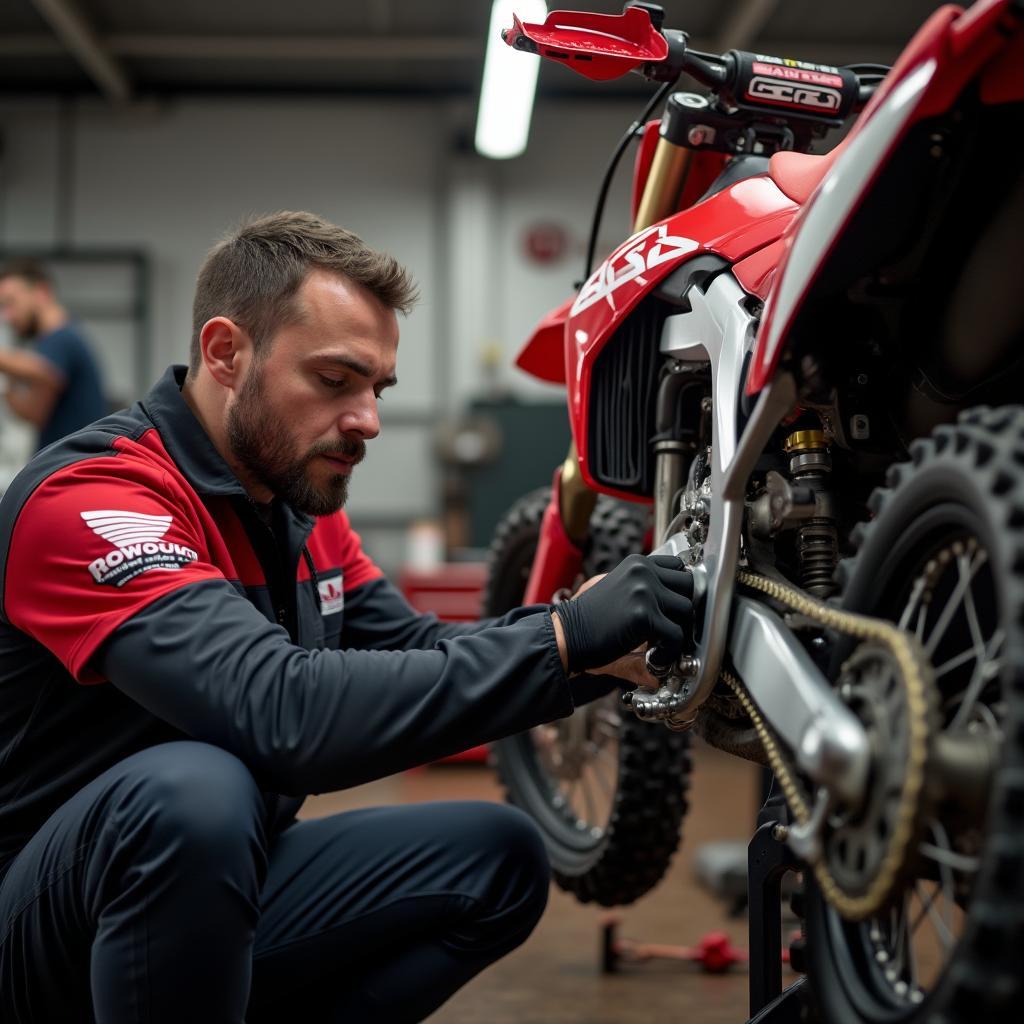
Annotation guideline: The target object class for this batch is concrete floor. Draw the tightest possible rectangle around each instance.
[302,740,783,1024]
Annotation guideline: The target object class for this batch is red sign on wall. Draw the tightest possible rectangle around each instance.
[523,222,569,264]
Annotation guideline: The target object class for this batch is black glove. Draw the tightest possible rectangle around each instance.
[553,554,693,674]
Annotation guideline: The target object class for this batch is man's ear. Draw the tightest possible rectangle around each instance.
[199,317,253,390]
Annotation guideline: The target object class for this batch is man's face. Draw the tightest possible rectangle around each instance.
[0,276,45,340]
[226,270,399,517]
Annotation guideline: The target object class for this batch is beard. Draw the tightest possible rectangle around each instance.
[227,362,365,517]
[15,309,41,342]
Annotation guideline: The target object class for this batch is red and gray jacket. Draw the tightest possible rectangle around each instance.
[0,365,582,869]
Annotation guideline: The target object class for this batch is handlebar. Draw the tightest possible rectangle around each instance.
[504,4,888,127]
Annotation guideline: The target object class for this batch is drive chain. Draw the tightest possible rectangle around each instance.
[721,567,934,920]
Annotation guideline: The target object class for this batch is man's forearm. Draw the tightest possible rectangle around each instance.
[0,349,59,387]
[102,580,575,794]
[4,382,48,426]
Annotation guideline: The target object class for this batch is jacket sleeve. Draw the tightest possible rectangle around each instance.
[99,580,574,793]
[340,576,549,651]
[2,456,577,793]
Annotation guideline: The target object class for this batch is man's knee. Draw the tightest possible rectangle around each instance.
[108,741,266,871]
[457,803,551,937]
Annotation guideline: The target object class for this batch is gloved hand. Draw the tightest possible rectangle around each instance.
[552,554,693,674]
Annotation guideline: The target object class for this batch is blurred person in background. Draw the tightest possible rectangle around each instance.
[0,258,106,450]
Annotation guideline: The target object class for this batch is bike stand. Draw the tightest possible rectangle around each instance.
[746,801,806,1024]
[597,791,809,1024]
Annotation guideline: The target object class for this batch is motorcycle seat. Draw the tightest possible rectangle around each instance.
[768,141,847,205]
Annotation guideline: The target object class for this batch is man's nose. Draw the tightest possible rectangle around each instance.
[338,392,380,440]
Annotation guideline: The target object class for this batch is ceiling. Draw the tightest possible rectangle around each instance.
[0,0,951,102]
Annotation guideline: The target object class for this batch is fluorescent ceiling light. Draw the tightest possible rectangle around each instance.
[475,0,547,159]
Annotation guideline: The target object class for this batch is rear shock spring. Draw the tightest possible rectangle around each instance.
[784,430,838,598]
[796,520,839,595]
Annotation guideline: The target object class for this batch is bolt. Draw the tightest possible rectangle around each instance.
[688,126,708,146]
[620,691,634,707]
[875,949,890,965]
[676,656,700,677]
[856,373,869,386]
[772,824,789,842]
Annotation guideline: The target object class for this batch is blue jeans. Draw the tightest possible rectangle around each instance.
[0,742,550,1022]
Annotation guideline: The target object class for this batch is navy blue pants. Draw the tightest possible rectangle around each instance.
[0,742,550,1023]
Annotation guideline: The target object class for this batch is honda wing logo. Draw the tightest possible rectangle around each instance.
[571,224,700,317]
[82,509,199,587]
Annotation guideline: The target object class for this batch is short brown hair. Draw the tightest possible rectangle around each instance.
[189,211,418,375]
[0,258,53,288]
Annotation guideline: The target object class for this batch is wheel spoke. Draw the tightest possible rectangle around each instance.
[914,599,929,643]
[565,778,581,820]
[933,821,957,942]
[592,744,618,790]
[898,575,928,632]
[960,555,988,659]
[580,769,599,826]
[933,645,981,680]
[924,548,987,657]
[948,631,1004,732]
[918,841,980,874]
[590,754,615,796]
[894,893,914,986]
[912,881,955,951]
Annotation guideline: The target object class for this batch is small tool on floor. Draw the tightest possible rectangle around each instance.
[602,917,748,974]
[601,916,798,976]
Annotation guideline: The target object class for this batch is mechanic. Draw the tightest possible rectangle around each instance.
[0,259,107,449]
[0,211,694,1023]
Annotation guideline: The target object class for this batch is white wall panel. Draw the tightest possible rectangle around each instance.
[0,92,643,532]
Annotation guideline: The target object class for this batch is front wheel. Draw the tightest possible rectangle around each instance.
[805,406,1024,1023]
[485,487,692,906]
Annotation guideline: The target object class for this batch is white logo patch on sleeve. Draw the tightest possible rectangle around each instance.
[317,573,345,616]
[82,510,199,587]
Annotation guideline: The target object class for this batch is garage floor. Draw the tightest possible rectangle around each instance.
[302,741,787,1024]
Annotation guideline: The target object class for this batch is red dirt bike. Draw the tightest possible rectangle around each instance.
[484,2,1024,1020]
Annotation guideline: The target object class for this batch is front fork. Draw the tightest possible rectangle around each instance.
[525,428,688,605]
[523,445,595,604]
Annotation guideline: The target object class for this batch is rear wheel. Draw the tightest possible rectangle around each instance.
[485,487,692,906]
[805,406,1024,1023]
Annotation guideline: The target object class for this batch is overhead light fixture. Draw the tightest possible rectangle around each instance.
[475,0,547,159]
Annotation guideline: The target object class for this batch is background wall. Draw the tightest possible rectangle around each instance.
[0,94,636,569]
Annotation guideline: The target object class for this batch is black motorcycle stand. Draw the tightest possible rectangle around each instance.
[746,801,807,1024]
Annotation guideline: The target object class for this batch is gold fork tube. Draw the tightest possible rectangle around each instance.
[633,136,693,232]
[559,442,598,545]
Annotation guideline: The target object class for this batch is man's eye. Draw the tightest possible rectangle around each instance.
[317,375,346,389]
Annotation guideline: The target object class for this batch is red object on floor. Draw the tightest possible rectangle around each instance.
[602,917,764,975]
[399,563,490,764]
